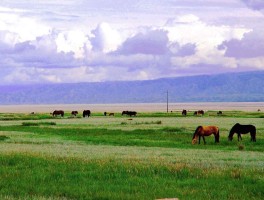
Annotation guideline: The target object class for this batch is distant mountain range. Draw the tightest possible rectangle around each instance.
[0,71,263,104]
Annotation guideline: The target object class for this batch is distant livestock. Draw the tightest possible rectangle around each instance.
[71,111,78,116]
[217,111,223,115]
[52,110,64,117]
[182,109,187,116]
[104,112,115,116]
[122,111,137,117]
[194,110,204,116]
[83,110,91,118]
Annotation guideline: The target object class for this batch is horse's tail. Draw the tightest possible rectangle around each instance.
[216,127,220,142]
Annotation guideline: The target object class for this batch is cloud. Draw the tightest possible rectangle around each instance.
[90,22,122,53]
[219,32,264,58]
[241,0,264,10]
[164,15,251,70]
[116,29,169,55]
[0,2,261,85]
[56,30,90,58]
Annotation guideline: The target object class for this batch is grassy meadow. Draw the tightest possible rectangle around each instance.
[0,110,263,200]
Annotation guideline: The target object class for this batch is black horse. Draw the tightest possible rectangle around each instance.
[83,110,91,118]
[122,111,137,117]
[228,123,256,142]
[182,110,187,116]
[53,110,64,117]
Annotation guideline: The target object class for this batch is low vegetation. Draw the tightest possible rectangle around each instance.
[0,110,263,199]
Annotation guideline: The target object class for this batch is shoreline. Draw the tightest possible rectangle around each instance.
[0,102,263,113]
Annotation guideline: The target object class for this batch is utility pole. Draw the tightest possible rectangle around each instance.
[167,90,169,113]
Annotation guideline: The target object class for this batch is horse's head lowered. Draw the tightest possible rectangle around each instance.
[192,136,198,144]
[228,123,240,141]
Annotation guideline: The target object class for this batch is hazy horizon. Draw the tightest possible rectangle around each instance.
[0,102,263,113]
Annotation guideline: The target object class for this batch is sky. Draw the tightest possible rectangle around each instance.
[0,0,264,84]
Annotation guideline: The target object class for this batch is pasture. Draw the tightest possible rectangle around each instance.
[0,110,263,200]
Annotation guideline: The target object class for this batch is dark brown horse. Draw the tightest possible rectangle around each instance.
[217,111,223,115]
[122,111,137,117]
[83,110,91,118]
[228,123,256,142]
[192,125,219,144]
[71,111,78,116]
[104,112,115,116]
[53,110,64,117]
[182,110,187,116]
[109,113,114,116]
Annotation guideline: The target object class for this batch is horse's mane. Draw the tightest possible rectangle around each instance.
[192,126,202,139]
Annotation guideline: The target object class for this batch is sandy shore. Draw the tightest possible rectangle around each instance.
[0,102,263,113]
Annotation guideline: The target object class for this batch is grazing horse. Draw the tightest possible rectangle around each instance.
[122,111,137,117]
[194,110,204,116]
[182,110,187,116]
[83,110,91,118]
[109,113,115,116]
[192,125,220,144]
[53,110,64,117]
[104,112,114,116]
[228,123,256,142]
[217,111,223,115]
[71,111,78,116]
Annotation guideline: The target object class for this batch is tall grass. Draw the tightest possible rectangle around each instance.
[0,154,263,200]
[0,111,263,199]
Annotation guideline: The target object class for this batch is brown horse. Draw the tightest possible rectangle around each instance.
[71,111,78,116]
[192,125,219,144]
[53,110,64,117]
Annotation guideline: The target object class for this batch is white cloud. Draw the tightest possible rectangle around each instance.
[238,57,264,69]
[165,15,251,69]
[56,30,90,58]
[90,22,123,53]
[0,11,51,43]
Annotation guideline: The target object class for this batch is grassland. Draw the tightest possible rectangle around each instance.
[0,110,263,200]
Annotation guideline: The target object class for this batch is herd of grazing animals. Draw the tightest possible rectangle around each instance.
[50,109,257,144]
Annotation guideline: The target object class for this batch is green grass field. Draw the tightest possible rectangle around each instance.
[0,111,263,200]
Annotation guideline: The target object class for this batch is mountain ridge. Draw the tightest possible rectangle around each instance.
[0,71,263,104]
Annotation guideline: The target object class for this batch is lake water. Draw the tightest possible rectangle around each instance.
[0,102,263,113]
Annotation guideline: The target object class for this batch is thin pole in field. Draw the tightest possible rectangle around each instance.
[167,90,169,113]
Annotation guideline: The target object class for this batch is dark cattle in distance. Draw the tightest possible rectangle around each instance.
[104,112,115,116]
[198,110,204,115]
[53,110,64,117]
[71,111,78,116]
[217,111,223,115]
[122,111,137,117]
[194,110,204,116]
[83,110,91,118]
[182,110,187,116]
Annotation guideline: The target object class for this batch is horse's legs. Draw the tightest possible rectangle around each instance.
[239,134,242,141]
[202,136,206,144]
[198,135,201,144]
[237,133,242,141]
[251,132,256,142]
